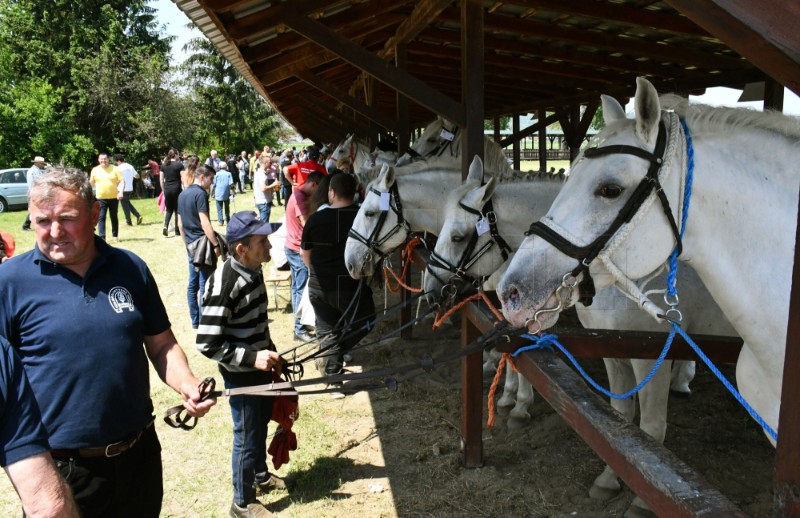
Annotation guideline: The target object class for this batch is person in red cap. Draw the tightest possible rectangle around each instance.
[196,211,287,518]
[285,147,326,189]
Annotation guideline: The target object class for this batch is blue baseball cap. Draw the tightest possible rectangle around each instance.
[227,211,273,243]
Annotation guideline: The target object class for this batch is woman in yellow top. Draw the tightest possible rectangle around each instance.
[89,152,124,241]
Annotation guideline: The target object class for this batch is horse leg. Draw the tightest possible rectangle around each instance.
[621,359,673,518]
[669,360,695,398]
[496,364,518,408]
[483,349,500,378]
[507,375,534,430]
[590,359,636,501]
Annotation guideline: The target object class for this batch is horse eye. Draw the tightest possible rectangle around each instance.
[451,235,464,243]
[596,184,624,199]
[365,211,376,218]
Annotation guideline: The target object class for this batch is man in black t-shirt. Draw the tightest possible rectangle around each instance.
[300,174,375,392]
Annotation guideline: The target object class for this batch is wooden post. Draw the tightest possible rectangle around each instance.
[538,109,547,172]
[460,0,484,468]
[512,114,521,170]
[773,194,800,516]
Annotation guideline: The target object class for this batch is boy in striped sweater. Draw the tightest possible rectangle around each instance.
[196,211,285,518]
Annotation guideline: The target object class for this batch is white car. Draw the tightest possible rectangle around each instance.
[0,168,29,212]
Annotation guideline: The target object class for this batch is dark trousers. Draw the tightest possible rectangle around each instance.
[163,189,180,235]
[121,191,141,224]
[310,283,375,376]
[97,199,119,239]
[54,424,163,518]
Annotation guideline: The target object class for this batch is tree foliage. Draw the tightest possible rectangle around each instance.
[0,2,284,169]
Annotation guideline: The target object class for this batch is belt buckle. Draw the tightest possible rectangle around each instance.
[104,440,126,458]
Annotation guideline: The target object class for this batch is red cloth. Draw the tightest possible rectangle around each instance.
[0,231,15,258]
[286,160,326,188]
[268,374,299,470]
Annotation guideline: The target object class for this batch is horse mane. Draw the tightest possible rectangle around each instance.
[661,94,800,141]
[448,172,567,209]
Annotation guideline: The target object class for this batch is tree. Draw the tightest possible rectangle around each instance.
[0,0,173,167]
[180,31,281,156]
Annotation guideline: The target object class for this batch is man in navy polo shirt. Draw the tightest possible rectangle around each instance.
[0,167,215,517]
[178,164,222,329]
[1,336,79,517]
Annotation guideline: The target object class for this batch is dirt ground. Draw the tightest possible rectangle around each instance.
[321,304,776,517]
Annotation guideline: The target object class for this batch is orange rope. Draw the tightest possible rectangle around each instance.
[382,237,423,294]
[486,354,507,428]
[431,292,481,330]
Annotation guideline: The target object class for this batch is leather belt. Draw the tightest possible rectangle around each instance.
[51,420,154,459]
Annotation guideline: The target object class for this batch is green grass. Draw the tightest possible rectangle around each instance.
[0,194,395,517]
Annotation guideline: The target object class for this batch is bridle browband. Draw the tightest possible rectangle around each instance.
[525,117,683,306]
[348,182,409,260]
[404,123,461,163]
[427,196,513,299]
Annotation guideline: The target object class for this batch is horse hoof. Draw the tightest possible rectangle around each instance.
[624,503,656,518]
[589,484,620,501]
[506,415,530,431]
[669,388,691,399]
[497,396,516,408]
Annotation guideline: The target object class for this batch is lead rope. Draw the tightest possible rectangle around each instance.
[383,237,424,293]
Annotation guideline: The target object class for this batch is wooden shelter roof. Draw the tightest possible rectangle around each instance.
[174,0,799,144]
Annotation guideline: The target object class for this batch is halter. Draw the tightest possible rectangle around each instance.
[347,181,409,261]
[526,112,685,311]
[427,197,513,299]
[404,123,461,163]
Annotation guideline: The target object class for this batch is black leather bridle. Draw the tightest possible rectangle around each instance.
[525,118,682,306]
[427,197,513,298]
[348,182,409,261]
[403,123,461,163]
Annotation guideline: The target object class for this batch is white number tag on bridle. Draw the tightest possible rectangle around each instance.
[379,192,391,211]
[475,217,490,236]
[440,128,455,141]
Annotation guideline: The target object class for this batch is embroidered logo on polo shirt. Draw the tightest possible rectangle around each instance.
[109,287,135,313]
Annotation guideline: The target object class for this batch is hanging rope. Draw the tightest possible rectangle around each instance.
[383,237,424,293]
[486,354,507,429]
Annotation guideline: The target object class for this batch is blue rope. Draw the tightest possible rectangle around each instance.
[666,119,695,297]
[517,333,673,400]
[671,324,778,442]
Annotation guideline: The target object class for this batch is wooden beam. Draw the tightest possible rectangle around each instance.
[283,12,464,126]
[774,194,800,516]
[295,70,398,133]
[500,113,561,148]
[664,0,800,94]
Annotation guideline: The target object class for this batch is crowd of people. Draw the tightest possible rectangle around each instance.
[0,143,376,517]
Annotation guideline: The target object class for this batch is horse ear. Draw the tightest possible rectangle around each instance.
[601,95,626,124]
[376,163,394,190]
[476,176,497,206]
[467,155,484,183]
[634,77,661,147]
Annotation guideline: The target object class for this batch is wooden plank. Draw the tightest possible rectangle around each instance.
[295,70,398,133]
[665,0,800,94]
[283,13,465,126]
[462,302,746,516]
[773,195,800,516]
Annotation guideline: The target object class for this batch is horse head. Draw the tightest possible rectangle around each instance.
[498,77,686,333]
[396,116,459,166]
[344,163,409,278]
[425,157,502,303]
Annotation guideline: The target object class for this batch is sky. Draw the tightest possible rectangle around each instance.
[152,0,800,115]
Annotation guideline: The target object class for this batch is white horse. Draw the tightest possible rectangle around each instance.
[498,77,800,454]
[395,115,513,175]
[328,134,396,176]
[343,158,540,421]
[428,157,737,517]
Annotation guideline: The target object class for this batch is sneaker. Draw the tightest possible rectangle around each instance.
[136,216,143,225]
[328,383,346,399]
[125,222,133,226]
[21,226,31,231]
[293,331,314,342]
[256,474,289,493]
[229,502,274,518]
[162,227,168,237]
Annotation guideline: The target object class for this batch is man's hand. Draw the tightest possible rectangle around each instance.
[179,377,217,418]
[254,350,284,373]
